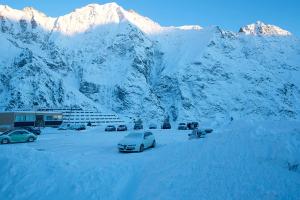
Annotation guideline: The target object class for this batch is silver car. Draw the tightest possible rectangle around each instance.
[118,131,156,152]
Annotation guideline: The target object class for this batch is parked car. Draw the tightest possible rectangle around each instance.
[187,122,199,130]
[134,123,143,130]
[161,121,171,129]
[204,128,213,133]
[188,128,213,139]
[149,123,157,129]
[58,123,70,130]
[0,129,37,144]
[118,131,156,152]
[19,127,41,135]
[177,123,187,130]
[117,125,128,131]
[105,125,116,132]
[73,124,86,131]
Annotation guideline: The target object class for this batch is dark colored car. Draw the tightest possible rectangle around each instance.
[188,128,213,139]
[117,125,128,131]
[149,124,157,129]
[187,122,199,130]
[19,127,41,135]
[134,123,143,130]
[204,128,213,133]
[178,123,187,130]
[161,121,171,129]
[105,125,116,132]
[74,124,86,131]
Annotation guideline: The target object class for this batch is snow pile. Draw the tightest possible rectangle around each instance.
[0,121,299,199]
[239,21,291,36]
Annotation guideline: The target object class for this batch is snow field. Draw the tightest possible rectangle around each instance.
[0,121,299,200]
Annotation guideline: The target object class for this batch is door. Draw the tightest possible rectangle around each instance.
[20,131,31,142]
[148,133,155,147]
[144,132,151,148]
[35,115,44,127]
[9,131,24,142]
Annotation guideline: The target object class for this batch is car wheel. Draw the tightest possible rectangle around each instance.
[139,144,144,152]
[151,140,156,148]
[1,138,9,144]
[28,137,34,142]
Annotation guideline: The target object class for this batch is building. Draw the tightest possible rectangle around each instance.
[0,111,63,132]
[38,108,124,126]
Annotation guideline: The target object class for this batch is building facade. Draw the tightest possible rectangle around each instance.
[0,111,63,132]
[38,108,124,126]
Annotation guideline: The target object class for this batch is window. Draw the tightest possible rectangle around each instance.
[45,116,53,121]
[22,131,29,135]
[15,114,35,122]
[144,132,152,137]
[45,115,63,121]
[10,131,22,136]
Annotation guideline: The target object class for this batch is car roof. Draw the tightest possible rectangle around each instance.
[10,129,30,133]
[2,130,13,134]
[126,132,144,137]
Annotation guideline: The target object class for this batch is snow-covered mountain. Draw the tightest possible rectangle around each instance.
[239,21,292,36]
[0,3,299,123]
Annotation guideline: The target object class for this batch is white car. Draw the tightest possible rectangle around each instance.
[118,131,156,152]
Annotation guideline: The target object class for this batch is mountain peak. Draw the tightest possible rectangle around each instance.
[0,5,15,14]
[77,2,121,11]
[54,2,163,35]
[23,6,37,12]
[22,6,47,17]
[239,21,291,36]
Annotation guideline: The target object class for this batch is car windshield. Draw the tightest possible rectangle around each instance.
[125,132,143,138]
[1,130,12,135]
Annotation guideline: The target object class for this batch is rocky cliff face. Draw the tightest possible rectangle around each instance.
[0,3,299,123]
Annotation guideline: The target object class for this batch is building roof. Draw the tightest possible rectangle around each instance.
[0,111,62,115]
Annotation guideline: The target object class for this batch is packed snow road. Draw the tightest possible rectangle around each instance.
[0,121,300,200]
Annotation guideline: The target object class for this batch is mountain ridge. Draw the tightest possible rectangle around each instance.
[0,3,299,123]
[0,3,293,36]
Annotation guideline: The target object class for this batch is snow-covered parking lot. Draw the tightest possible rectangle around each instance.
[0,121,300,200]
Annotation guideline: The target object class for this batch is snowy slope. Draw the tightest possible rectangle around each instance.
[0,3,300,123]
[0,121,299,200]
